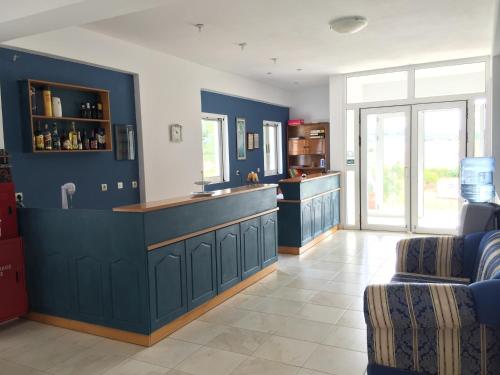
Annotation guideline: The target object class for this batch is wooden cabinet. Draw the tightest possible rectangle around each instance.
[240,218,262,279]
[216,224,241,292]
[287,122,329,173]
[313,196,323,237]
[186,232,217,309]
[148,242,187,330]
[301,201,314,244]
[288,139,325,156]
[261,212,278,267]
[322,193,333,231]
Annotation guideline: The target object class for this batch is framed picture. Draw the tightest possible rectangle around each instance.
[169,123,183,142]
[253,133,259,149]
[236,118,246,160]
[247,132,254,150]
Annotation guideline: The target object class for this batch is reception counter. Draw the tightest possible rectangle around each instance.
[19,184,278,346]
[278,172,340,254]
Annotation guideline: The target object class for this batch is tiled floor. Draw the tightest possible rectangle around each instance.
[0,230,410,375]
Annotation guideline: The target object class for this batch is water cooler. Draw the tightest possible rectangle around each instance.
[458,157,500,235]
[0,151,28,323]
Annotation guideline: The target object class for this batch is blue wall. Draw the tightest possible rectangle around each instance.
[200,91,289,189]
[0,47,139,209]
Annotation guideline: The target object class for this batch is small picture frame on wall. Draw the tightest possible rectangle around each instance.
[236,118,246,160]
[247,133,254,150]
[253,133,259,149]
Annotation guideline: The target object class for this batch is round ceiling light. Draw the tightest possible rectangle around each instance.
[329,16,368,34]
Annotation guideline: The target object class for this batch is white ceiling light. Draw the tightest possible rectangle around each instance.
[329,16,368,34]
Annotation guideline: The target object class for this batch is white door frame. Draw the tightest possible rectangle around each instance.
[410,101,467,235]
[360,106,411,232]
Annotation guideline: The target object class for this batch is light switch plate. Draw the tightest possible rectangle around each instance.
[117,182,123,189]
[257,167,260,173]
[132,181,138,188]
[101,184,108,192]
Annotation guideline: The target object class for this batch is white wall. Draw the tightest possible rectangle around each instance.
[492,55,500,192]
[5,27,292,202]
[289,85,329,122]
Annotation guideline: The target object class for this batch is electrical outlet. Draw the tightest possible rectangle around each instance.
[132,181,138,189]
[101,184,108,192]
[236,170,240,176]
[15,192,23,202]
[117,182,123,190]
[256,167,260,173]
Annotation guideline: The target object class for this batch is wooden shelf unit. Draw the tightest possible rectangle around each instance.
[286,122,329,175]
[27,79,112,153]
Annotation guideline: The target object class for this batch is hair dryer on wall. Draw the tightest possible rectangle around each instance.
[61,183,76,209]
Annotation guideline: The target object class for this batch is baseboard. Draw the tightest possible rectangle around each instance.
[279,226,338,255]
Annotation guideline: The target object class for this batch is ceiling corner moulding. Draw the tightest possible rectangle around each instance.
[329,16,368,34]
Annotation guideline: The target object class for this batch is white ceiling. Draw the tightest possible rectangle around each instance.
[83,0,498,89]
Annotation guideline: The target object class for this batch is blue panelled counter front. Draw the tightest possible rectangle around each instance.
[277,172,340,255]
[19,184,279,346]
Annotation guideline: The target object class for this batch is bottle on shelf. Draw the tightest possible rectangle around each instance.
[97,128,106,149]
[80,103,86,118]
[61,129,71,150]
[52,123,61,150]
[30,86,37,115]
[43,123,52,150]
[91,104,97,119]
[96,102,103,119]
[34,121,44,150]
[85,102,91,119]
[90,129,98,150]
[77,131,83,150]
[82,130,90,150]
[42,87,52,117]
[70,122,78,150]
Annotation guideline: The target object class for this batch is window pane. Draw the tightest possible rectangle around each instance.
[474,98,487,157]
[264,124,279,175]
[201,119,221,179]
[346,110,355,165]
[346,71,408,103]
[415,62,485,98]
[346,169,356,226]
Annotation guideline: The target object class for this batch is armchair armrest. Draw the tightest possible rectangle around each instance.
[396,236,465,278]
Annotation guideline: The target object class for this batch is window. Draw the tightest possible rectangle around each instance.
[263,121,283,176]
[346,71,408,104]
[474,98,487,157]
[414,62,486,98]
[201,113,229,183]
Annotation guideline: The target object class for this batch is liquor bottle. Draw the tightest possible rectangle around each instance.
[80,103,86,118]
[30,86,37,115]
[82,130,90,150]
[91,104,97,119]
[77,131,83,150]
[85,102,91,119]
[61,129,71,150]
[52,123,61,150]
[70,122,78,150]
[90,130,98,150]
[97,128,106,149]
[96,102,103,119]
[42,87,52,117]
[43,123,52,150]
[34,122,44,150]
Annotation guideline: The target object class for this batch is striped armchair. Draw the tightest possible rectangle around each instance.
[364,231,500,375]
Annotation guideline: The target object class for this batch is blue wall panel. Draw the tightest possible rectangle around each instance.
[200,91,289,189]
[0,47,139,209]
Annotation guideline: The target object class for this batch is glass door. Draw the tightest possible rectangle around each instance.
[411,102,466,234]
[360,106,411,231]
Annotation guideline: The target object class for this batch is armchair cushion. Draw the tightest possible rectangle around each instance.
[474,231,500,281]
[396,237,465,278]
[391,272,470,285]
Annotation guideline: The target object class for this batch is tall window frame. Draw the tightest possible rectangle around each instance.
[201,113,230,183]
[263,120,283,176]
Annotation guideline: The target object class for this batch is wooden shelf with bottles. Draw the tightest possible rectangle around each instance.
[27,79,112,153]
[286,122,330,175]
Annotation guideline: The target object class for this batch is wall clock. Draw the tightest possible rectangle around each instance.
[170,123,183,142]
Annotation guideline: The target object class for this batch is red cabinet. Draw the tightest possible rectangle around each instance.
[0,237,28,322]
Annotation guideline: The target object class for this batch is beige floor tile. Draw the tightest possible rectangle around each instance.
[252,297,304,316]
[89,338,143,357]
[297,369,331,375]
[285,277,328,291]
[337,310,367,330]
[270,287,316,302]
[322,326,367,352]
[0,359,47,375]
[304,345,367,375]
[205,326,269,355]
[308,291,358,309]
[230,357,299,375]
[323,282,365,296]
[273,317,333,343]
[241,283,281,297]
[348,298,365,312]
[198,305,249,326]
[103,359,170,375]
[132,338,201,369]
[47,346,128,375]
[253,335,317,367]
[231,311,284,333]
[176,347,247,375]
[171,321,229,345]
[295,304,345,324]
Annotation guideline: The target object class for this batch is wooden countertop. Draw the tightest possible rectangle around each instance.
[279,171,340,184]
[113,184,278,213]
